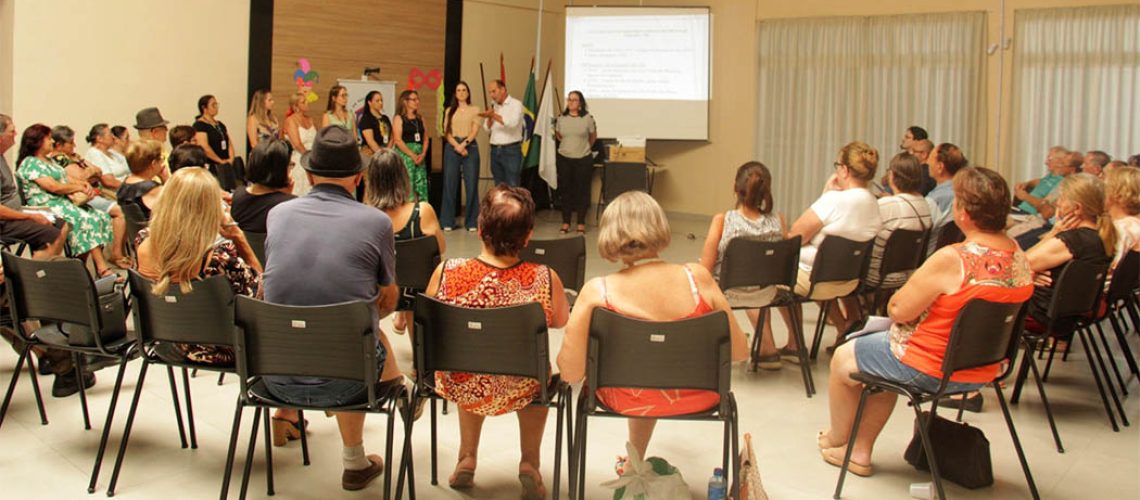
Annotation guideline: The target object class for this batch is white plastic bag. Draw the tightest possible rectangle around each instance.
[601,442,692,500]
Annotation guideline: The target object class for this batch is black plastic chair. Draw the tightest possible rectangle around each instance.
[1009,259,1112,453]
[719,236,813,394]
[832,299,1037,500]
[520,235,586,307]
[0,252,136,494]
[797,236,874,365]
[570,308,739,500]
[243,231,267,268]
[104,271,309,496]
[1098,251,1140,392]
[120,202,148,259]
[398,296,572,498]
[395,235,442,293]
[225,296,410,500]
[859,228,928,314]
[595,162,647,222]
[931,221,965,254]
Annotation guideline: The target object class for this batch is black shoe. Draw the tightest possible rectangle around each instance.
[52,371,96,398]
[82,353,125,372]
[938,392,984,413]
[37,356,55,376]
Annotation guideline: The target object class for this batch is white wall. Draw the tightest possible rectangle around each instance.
[7,0,249,163]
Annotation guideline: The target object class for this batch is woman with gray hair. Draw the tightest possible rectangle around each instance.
[363,149,445,336]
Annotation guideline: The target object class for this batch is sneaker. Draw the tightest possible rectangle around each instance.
[342,454,384,490]
[755,353,783,370]
[467,227,477,232]
[443,227,454,232]
[52,371,96,398]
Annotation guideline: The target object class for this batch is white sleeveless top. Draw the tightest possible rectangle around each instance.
[289,124,317,196]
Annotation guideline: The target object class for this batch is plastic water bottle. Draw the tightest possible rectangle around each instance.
[708,467,727,500]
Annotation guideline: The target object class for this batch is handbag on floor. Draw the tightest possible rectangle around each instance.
[602,441,692,500]
[734,433,769,500]
[904,410,993,489]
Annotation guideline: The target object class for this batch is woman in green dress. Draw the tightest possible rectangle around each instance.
[16,124,115,277]
[392,89,430,202]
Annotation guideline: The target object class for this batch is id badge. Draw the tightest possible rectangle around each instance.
[220,139,227,150]
[414,133,421,142]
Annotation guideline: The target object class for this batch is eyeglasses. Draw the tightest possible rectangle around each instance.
[833,162,844,169]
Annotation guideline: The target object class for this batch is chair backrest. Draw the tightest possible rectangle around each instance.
[602,162,647,202]
[244,231,267,267]
[395,235,442,290]
[809,235,873,285]
[233,296,378,401]
[876,228,928,279]
[2,251,100,330]
[1047,259,1109,322]
[127,270,235,349]
[933,221,965,252]
[1106,251,1139,303]
[120,203,149,252]
[584,308,732,414]
[719,235,801,292]
[939,299,1028,388]
[412,296,553,403]
[214,160,239,192]
[519,235,587,292]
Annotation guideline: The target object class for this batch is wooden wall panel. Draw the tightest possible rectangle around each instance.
[271,0,447,168]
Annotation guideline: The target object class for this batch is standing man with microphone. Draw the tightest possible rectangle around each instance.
[481,80,524,187]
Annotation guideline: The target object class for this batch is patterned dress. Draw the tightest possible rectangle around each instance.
[17,156,112,255]
[136,228,261,366]
[433,258,554,416]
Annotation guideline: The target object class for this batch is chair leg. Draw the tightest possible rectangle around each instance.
[810,301,829,361]
[1023,350,1065,452]
[1010,339,1036,405]
[575,406,589,500]
[25,350,48,425]
[442,399,448,415]
[832,387,870,499]
[297,410,310,466]
[87,355,131,494]
[749,308,769,371]
[238,405,262,500]
[553,394,564,500]
[219,399,244,500]
[914,402,948,500]
[395,390,417,500]
[1095,323,1128,396]
[721,410,730,479]
[106,360,151,496]
[1042,340,1059,382]
[384,399,397,500]
[74,353,91,430]
[993,383,1041,500]
[1081,328,1128,429]
[166,366,188,449]
[217,372,225,386]
[0,345,31,430]
[730,395,741,500]
[262,408,275,496]
[182,368,198,448]
[1109,313,1140,382]
[790,305,815,397]
[429,397,438,485]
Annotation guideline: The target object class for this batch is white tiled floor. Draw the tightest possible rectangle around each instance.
[1,211,1138,499]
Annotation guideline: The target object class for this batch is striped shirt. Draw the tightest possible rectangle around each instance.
[867,193,932,287]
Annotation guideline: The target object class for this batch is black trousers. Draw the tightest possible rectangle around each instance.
[557,153,593,225]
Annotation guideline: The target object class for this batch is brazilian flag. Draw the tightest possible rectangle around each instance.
[521,70,539,168]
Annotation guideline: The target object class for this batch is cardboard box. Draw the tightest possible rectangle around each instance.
[608,145,646,163]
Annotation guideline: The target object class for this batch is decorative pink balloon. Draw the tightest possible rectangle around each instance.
[298,58,311,73]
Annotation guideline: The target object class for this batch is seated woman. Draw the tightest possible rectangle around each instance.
[364,149,445,337]
[17,124,116,278]
[558,191,747,461]
[1024,173,1115,333]
[135,167,262,366]
[49,125,129,267]
[424,185,569,498]
[1105,166,1140,271]
[117,140,165,219]
[785,141,883,357]
[700,161,786,369]
[231,138,295,234]
[820,166,1033,476]
[168,143,209,173]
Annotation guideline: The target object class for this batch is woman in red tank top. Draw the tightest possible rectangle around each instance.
[557,191,748,461]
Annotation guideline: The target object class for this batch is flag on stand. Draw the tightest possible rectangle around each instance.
[436,82,447,136]
[532,67,557,188]
[520,69,538,162]
[500,53,506,83]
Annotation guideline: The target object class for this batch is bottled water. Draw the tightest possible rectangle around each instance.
[708,467,727,500]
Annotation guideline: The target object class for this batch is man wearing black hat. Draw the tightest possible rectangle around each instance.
[259,126,403,490]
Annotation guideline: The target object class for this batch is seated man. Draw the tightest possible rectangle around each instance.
[261,126,403,491]
[1010,150,1082,248]
[0,113,84,397]
[1013,146,1069,217]
[924,143,968,254]
[1081,150,1110,178]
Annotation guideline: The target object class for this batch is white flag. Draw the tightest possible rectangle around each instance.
[533,68,558,189]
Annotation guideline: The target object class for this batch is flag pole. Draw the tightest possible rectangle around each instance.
[534,0,544,76]
[479,63,489,109]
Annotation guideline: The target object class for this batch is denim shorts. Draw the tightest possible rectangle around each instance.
[854,332,983,394]
[264,343,387,407]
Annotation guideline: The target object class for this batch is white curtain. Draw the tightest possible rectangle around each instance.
[1009,5,1140,182]
[756,13,986,217]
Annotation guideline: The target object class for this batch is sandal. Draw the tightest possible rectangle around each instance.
[518,463,547,500]
[559,224,570,235]
[97,268,125,283]
[817,430,843,450]
[778,346,803,364]
[449,455,477,489]
[271,417,307,447]
[821,446,872,477]
[576,224,586,234]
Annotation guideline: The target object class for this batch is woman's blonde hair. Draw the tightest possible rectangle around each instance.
[147,167,225,295]
[288,91,307,112]
[1105,166,1140,216]
[248,89,278,128]
[125,139,163,175]
[597,191,671,264]
[838,141,879,182]
[1058,173,1116,256]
